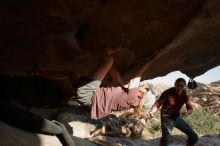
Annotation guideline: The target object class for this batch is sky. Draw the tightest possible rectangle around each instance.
[145,65,220,86]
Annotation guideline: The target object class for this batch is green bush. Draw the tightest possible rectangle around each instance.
[184,108,220,135]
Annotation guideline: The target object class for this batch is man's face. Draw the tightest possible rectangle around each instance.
[175,81,186,95]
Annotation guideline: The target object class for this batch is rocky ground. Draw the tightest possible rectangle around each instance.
[0,81,220,146]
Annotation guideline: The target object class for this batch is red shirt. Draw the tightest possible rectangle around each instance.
[155,87,193,117]
[91,87,140,119]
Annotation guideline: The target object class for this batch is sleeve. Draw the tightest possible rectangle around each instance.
[185,95,193,110]
[127,87,140,107]
[154,90,168,108]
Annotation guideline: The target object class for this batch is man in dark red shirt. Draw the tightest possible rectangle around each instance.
[150,78,198,146]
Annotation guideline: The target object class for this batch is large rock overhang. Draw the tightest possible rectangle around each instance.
[0,0,219,81]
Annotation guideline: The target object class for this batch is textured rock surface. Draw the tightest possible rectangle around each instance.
[57,105,96,138]
[0,0,219,81]
[1,99,220,146]
[0,121,98,146]
[0,121,62,146]
[1,1,220,145]
[90,135,220,146]
[1,120,219,146]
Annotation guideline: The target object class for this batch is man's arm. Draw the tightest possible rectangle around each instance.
[149,99,164,117]
[181,96,193,116]
[149,105,158,117]
[127,49,161,89]
[127,59,154,89]
[149,91,166,117]
[109,66,125,89]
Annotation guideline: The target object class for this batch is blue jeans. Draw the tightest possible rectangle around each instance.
[160,114,198,146]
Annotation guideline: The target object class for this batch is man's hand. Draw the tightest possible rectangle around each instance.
[180,111,188,117]
[181,109,193,117]
[138,86,147,97]
[149,111,155,118]
[149,106,157,118]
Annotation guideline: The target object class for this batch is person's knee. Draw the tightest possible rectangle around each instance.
[188,131,198,145]
[192,132,199,143]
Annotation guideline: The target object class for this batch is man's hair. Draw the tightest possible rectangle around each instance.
[175,78,186,85]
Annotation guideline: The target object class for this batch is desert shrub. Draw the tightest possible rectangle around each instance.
[148,113,161,135]
[184,108,220,135]
[149,120,161,134]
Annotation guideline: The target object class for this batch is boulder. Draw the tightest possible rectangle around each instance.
[0,0,219,81]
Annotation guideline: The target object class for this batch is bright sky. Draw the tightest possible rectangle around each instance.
[145,65,220,86]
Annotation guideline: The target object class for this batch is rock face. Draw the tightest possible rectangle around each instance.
[57,105,96,138]
[1,99,220,146]
[90,135,220,146]
[0,120,98,146]
[1,120,220,146]
[1,1,220,145]
[0,0,220,81]
[0,121,62,146]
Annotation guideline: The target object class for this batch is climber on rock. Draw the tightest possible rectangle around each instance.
[34,50,160,120]
[75,50,161,120]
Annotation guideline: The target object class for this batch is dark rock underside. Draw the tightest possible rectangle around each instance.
[0,0,220,82]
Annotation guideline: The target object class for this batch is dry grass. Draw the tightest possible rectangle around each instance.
[142,108,220,139]
[184,108,220,135]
